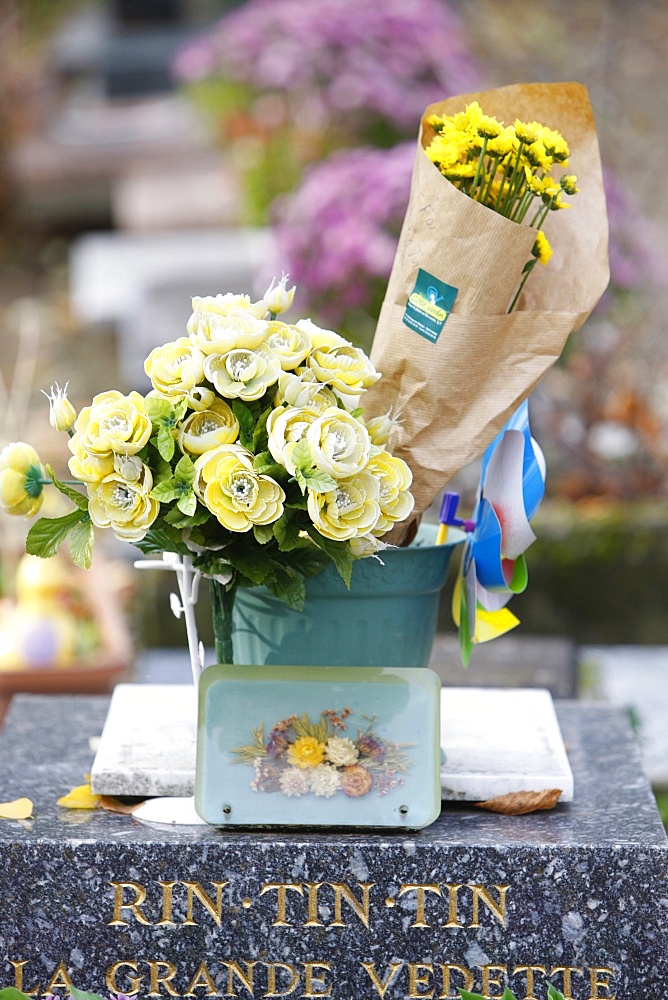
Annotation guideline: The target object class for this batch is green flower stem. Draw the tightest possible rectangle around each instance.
[210,579,237,665]
[37,478,81,485]
[470,137,489,202]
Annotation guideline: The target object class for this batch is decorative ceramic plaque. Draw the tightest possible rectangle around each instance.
[195,664,441,829]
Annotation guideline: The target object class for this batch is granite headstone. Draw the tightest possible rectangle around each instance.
[0,694,666,999]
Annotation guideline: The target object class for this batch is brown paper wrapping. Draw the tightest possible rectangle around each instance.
[366,82,609,541]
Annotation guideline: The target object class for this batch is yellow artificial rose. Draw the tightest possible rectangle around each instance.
[275,370,339,411]
[187,292,267,332]
[286,736,326,770]
[194,444,284,531]
[204,346,281,402]
[189,311,268,357]
[68,443,115,485]
[306,408,371,479]
[178,398,240,455]
[307,470,380,541]
[0,442,45,517]
[87,465,159,542]
[306,343,380,399]
[365,451,415,534]
[70,390,152,457]
[43,382,77,433]
[144,337,205,398]
[295,317,347,350]
[266,405,322,474]
[264,321,311,370]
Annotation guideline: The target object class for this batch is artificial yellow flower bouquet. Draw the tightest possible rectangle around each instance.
[0,279,415,665]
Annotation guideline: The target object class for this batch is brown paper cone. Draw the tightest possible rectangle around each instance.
[366,82,609,541]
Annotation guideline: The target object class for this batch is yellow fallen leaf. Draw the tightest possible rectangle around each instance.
[0,797,34,820]
[57,782,101,810]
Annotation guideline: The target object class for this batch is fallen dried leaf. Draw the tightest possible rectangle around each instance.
[0,797,34,820]
[475,788,562,815]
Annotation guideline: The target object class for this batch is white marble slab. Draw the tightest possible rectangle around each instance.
[90,684,573,802]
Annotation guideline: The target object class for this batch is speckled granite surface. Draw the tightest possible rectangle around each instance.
[0,695,666,998]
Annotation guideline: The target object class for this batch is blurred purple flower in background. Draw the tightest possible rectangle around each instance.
[273,144,414,334]
[173,0,479,137]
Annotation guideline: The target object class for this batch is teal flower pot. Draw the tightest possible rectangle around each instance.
[213,524,462,668]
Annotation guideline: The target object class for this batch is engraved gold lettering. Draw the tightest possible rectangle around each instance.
[10,960,39,995]
[260,883,304,927]
[407,963,433,998]
[398,884,441,928]
[156,882,178,926]
[183,881,228,926]
[513,965,547,1000]
[109,881,152,926]
[304,883,324,927]
[481,965,507,998]
[148,961,180,997]
[360,961,403,999]
[588,967,615,999]
[45,964,74,995]
[550,965,584,998]
[221,961,256,997]
[436,963,474,998]
[184,961,218,996]
[302,962,332,997]
[264,962,299,997]
[330,882,374,928]
[106,961,143,996]
[470,884,509,928]
[441,884,464,928]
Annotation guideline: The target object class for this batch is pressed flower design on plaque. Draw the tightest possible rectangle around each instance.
[232,708,413,801]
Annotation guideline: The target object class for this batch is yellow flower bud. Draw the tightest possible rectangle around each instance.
[263,273,296,316]
[43,382,77,433]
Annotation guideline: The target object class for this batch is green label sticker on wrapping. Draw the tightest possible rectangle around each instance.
[403,269,458,343]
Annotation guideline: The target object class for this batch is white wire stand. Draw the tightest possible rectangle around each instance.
[134,553,204,686]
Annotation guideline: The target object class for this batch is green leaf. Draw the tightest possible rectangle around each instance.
[305,528,353,588]
[291,436,312,473]
[164,505,211,528]
[177,491,198,517]
[253,523,274,545]
[45,464,88,511]
[229,545,271,585]
[253,403,273,452]
[273,510,301,551]
[301,467,337,493]
[458,577,474,669]
[134,525,190,556]
[150,480,180,503]
[0,989,42,1000]
[293,467,307,495]
[69,517,94,569]
[232,399,256,449]
[70,987,108,1000]
[144,397,173,423]
[174,454,196,483]
[350,407,364,419]
[156,425,176,462]
[253,450,288,479]
[26,510,86,560]
[546,986,566,1000]
[266,563,306,611]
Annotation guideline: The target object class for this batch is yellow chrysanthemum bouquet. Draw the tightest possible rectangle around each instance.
[366,82,610,539]
[0,280,415,667]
